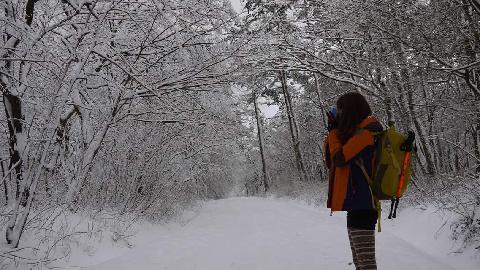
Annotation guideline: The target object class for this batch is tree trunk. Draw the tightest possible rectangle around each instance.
[313,72,327,181]
[8,133,53,248]
[392,41,436,175]
[65,93,122,206]
[1,160,8,205]
[253,90,269,192]
[2,77,27,248]
[473,116,480,173]
[462,0,480,172]
[313,72,328,129]
[469,0,480,15]
[280,70,307,182]
[1,0,41,248]
[2,93,24,201]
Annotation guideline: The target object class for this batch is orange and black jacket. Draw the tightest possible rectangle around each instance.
[324,116,383,212]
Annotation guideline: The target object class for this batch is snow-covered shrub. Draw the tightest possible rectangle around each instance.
[405,173,480,249]
[447,174,480,248]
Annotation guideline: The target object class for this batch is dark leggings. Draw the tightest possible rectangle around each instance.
[347,210,378,230]
[347,210,378,270]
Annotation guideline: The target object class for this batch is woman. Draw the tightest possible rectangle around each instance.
[324,92,383,270]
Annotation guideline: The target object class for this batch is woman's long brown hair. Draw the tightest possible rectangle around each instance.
[336,92,372,144]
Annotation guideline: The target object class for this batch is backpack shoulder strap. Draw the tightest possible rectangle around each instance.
[354,159,382,233]
[354,159,373,185]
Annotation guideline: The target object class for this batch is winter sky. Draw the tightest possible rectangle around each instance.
[230,0,243,13]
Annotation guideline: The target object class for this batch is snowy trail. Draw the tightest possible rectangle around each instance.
[87,197,471,270]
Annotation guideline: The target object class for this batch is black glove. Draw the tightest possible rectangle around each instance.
[326,111,337,132]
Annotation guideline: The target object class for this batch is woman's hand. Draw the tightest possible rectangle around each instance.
[327,111,337,132]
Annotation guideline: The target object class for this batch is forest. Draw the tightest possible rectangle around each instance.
[1,0,479,268]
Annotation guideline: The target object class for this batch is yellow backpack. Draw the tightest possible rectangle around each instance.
[372,128,415,201]
[357,128,416,230]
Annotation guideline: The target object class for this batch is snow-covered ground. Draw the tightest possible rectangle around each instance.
[72,197,479,270]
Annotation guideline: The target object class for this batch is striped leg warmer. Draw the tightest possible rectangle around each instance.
[347,228,359,268]
[347,227,377,270]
